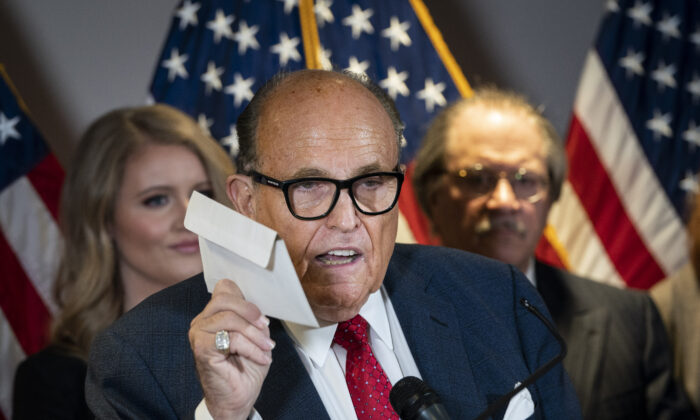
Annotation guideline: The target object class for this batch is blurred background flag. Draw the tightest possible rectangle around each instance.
[540,0,700,289]
[0,65,63,420]
[149,0,471,244]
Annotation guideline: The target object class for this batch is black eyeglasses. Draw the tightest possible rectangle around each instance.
[449,164,549,203]
[248,169,404,220]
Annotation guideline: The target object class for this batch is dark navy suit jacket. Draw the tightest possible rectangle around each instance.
[86,244,581,419]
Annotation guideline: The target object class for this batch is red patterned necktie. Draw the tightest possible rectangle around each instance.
[333,315,399,419]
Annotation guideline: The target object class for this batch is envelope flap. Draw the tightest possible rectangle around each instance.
[184,191,276,268]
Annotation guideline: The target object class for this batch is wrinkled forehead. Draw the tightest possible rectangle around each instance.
[445,104,548,166]
[256,73,398,169]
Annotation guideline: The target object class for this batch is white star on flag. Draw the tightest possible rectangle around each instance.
[278,0,298,15]
[650,61,677,90]
[382,17,411,51]
[380,67,410,100]
[201,61,224,94]
[679,171,699,194]
[605,0,619,12]
[683,121,700,149]
[206,9,234,43]
[417,79,447,112]
[656,14,681,40]
[162,49,189,81]
[314,0,334,27]
[646,110,673,140]
[688,74,700,103]
[342,5,374,39]
[221,125,239,157]
[225,73,255,107]
[198,114,213,137]
[319,47,333,70]
[271,33,301,66]
[619,49,645,77]
[346,56,369,76]
[627,2,652,26]
[690,28,700,50]
[233,20,260,54]
[176,0,200,30]
[0,112,21,145]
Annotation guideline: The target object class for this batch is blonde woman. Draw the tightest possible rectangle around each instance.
[12,104,234,419]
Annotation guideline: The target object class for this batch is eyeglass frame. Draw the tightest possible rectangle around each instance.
[445,163,550,204]
[247,167,405,220]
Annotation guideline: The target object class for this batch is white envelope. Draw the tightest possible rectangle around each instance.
[184,191,319,327]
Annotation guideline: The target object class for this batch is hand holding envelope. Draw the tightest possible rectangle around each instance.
[184,191,319,328]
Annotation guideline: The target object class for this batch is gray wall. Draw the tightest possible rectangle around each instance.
[0,0,605,167]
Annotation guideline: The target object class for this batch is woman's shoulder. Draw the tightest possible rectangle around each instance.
[15,344,87,387]
[13,345,93,419]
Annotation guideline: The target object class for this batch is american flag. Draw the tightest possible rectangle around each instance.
[541,0,700,289]
[150,0,471,244]
[0,65,64,420]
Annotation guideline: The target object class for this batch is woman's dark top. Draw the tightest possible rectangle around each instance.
[12,345,93,420]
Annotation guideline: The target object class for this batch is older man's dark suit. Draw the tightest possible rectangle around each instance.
[86,245,581,419]
[535,261,695,420]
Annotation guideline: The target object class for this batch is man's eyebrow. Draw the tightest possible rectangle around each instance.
[289,163,390,179]
[290,168,329,178]
[353,163,383,177]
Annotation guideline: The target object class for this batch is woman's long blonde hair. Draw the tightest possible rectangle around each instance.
[50,104,234,358]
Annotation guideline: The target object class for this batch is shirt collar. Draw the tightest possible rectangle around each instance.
[283,288,392,367]
[524,257,536,287]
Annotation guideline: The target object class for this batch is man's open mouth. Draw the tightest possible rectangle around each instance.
[316,249,360,265]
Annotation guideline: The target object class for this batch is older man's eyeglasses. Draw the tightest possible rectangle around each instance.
[248,169,404,220]
[449,164,549,203]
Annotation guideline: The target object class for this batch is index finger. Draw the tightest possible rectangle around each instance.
[207,279,269,329]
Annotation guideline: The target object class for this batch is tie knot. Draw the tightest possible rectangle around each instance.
[334,314,369,350]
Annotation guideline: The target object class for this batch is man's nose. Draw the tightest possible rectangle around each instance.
[486,178,520,210]
[325,189,360,231]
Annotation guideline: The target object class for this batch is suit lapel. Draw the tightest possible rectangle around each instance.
[255,320,329,419]
[562,308,609,414]
[535,262,609,415]
[385,267,487,417]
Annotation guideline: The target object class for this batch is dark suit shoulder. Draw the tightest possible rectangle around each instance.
[535,261,652,315]
[13,346,92,420]
[390,243,516,291]
[86,274,208,419]
[109,273,209,339]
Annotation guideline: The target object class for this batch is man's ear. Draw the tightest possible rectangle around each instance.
[226,174,256,218]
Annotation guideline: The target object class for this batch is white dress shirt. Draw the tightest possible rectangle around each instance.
[195,286,422,419]
[524,258,536,287]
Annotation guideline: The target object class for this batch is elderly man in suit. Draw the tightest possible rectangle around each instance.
[412,87,695,420]
[86,70,581,419]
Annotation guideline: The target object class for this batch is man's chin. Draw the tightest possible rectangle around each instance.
[308,289,370,324]
[312,304,363,324]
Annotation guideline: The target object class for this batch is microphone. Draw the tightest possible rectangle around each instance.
[473,297,567,420]
[390,376,451,420]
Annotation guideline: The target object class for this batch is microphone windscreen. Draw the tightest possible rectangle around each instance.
[390,376,441,418]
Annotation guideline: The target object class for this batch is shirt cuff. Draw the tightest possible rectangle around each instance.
[194,399,262,420]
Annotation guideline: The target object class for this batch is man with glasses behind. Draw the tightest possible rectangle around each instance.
[86,71,582,419]
[412,87,695,420]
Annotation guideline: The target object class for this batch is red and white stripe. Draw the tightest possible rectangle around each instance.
[548,51,688,290]
[0,154,63,420]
